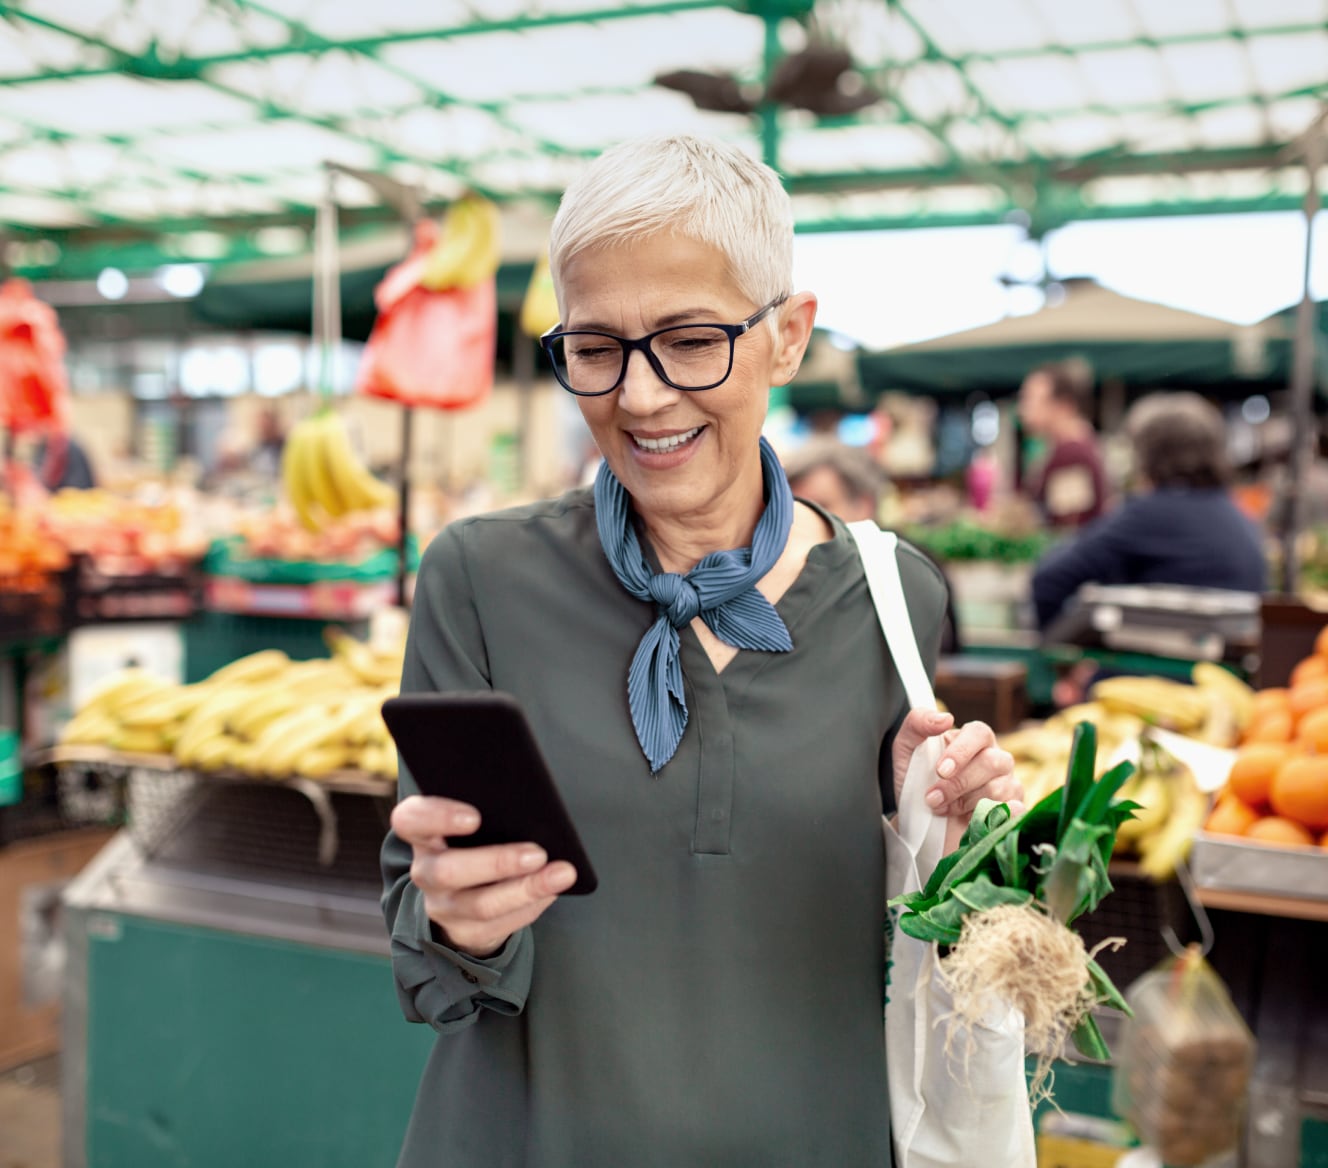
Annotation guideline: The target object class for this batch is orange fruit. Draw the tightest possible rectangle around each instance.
[1269,755,1328,831]
[1246,816,1316,848]
[1291,655,1328,689]
[1227,743,1296,806]
[1245,708,1295,744]
[1316,624,1328,659]
[1253,687,1290,714]
[1289,678,1328,723]
[1298,706,1328,753]
[1205,795,1259,838]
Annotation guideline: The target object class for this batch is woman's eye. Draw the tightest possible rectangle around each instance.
[568,343,617,362]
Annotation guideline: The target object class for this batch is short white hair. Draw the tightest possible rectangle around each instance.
[548,135,794,317]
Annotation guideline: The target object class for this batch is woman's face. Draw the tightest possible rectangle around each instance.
[560,234,813,526]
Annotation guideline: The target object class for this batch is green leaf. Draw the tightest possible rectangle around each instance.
[898,897,965,945]
[1074,759,1137,828]
[1071,1014,1112,1062]
[1040,819,1112,924]
[951,874,1033,913]
[1058,722,1098,845]
[1086,956,1132,1016]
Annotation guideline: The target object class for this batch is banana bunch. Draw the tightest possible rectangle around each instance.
[59,631,406,783]
[282,411,395,534]
[1000,700,1144,807]
[1116,739,1211,880]
[1090,676,1213,734]
[421,195,501,292]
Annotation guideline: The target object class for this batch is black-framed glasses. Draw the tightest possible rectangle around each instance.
[540,295,788,397]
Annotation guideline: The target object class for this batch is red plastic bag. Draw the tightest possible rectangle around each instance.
[356,279,496,411]
[0,279,70,433]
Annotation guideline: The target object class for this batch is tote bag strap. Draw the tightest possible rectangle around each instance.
[847,520,947,871]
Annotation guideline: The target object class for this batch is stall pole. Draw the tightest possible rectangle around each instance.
[1280,129,1324,593]
[514,332,535,493]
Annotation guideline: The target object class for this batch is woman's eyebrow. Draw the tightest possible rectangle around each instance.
[567,307,720,333]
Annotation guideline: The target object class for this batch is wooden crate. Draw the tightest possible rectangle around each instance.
[0,827,113,1071]
[1258,594,1327,687]
[933,656,1029,732]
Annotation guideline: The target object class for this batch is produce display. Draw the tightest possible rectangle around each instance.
[58,628,404,782]
[1205,627,1328,850]
[228,507,400,566]
[0,501,69,580]
[281,410,395,533]
[997,667,1242,879]
[893,722,1137,1097]
[902,518,1054,564]
[43,487,209,570]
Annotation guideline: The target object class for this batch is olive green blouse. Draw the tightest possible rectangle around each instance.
[380,487,947,1168]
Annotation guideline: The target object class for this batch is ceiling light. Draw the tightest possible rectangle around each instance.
[155,264,207,298]
[96,267,128,301]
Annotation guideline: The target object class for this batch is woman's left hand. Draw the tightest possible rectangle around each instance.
[892,709,1024,854]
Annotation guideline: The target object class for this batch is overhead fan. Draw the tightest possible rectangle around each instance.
[655,37,882,118]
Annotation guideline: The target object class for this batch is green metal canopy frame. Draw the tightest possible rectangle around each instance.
[0,0,1325,279]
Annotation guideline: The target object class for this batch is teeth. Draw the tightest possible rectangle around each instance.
[633,427,701,452]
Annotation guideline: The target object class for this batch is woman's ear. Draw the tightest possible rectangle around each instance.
[775,292,818,384]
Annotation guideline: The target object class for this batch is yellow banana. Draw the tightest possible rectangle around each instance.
[262,706,353,777]
[1192,663,1255,733]
[208,649,290,688]
[421,196,500,291]
[1115,771,1173,849]
[519,251,560,337]
[189,734,241,773]
[174,687,257,766]
[78,668,174,719]
[1090,676,1209,732]
[59,708,119,746]
[118,682,215,730]
[282,419,322,532]
[228,686,301,741]
[301,414,348,520]
[320,413,396,512]
[1138,776,1210,880]
[297,745,351,779]
[108,726,170,755]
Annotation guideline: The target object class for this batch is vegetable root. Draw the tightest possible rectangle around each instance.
[937,903,1123,1104]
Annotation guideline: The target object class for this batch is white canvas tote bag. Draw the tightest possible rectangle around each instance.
[849,521,1036,1168]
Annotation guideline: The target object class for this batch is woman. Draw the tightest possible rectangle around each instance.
[382,135,1020,1168]
[1032,391,1267,630]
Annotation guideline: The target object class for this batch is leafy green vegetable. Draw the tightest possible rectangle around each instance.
[1071,1014,1112,1062]
[890,721,1140,1046]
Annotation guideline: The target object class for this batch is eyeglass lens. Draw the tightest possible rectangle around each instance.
[549,325,733,394]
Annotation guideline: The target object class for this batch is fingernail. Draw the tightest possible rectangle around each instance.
[925,789,945,809]
[937,758,956,779]
[546,865,577,892]
[455,809,480,830]
[519,846,547,870]
[929,711,950,725]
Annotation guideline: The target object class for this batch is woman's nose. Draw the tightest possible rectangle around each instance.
[616,348,680,415]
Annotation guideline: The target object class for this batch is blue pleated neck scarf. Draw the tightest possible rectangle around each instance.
[595,436,795,774]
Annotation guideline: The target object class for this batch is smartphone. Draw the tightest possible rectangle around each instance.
[380,691,598,895]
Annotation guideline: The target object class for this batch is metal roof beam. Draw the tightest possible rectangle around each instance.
[0,5,494,195]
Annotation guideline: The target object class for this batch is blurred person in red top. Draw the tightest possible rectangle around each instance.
[1018,358,1107,528]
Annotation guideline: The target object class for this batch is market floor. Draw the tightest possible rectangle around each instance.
[0,1055,60,1168]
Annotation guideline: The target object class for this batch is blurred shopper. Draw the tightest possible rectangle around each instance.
[784,435,960,653]
[1032,391,1267,629]
[36,430,95,490]
[381,135,1020,1168]
[1018,358,1107,528]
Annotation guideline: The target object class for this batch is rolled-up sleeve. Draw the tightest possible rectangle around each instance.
[379,522,535,1032]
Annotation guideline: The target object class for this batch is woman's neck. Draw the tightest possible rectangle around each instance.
[637,471,767,574]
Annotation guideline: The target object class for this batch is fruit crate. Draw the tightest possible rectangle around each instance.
[0,564,76,648]
[70,555,204,624]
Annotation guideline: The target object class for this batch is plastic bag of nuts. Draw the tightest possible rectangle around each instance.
[1111,946,1255,1167]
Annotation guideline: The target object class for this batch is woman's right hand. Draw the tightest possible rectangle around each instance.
[391,795,578,958]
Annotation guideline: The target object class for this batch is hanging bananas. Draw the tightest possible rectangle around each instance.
[281,411,395,533]
[420,195,501,292]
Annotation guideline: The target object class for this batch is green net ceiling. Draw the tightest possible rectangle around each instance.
[1,0,1325,279]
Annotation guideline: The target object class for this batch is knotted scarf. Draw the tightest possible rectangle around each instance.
[595,436,794,773]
